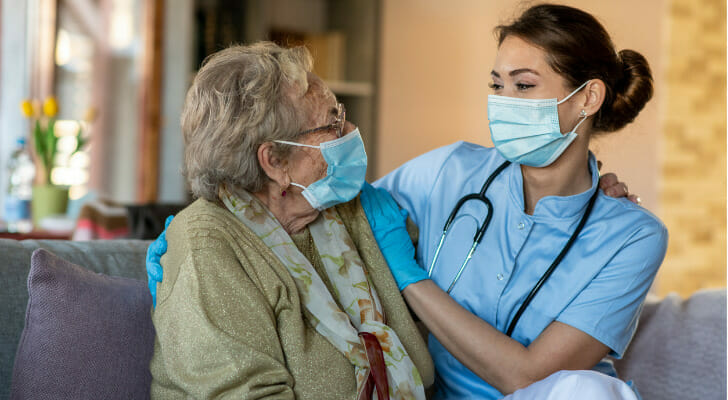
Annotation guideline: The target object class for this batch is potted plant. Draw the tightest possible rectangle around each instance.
[20,96,89,227]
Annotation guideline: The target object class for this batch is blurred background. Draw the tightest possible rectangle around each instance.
[0,0,724,297]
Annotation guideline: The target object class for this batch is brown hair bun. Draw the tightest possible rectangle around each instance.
[597,49,654,132]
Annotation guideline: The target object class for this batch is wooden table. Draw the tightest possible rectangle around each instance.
[0,230,73,240]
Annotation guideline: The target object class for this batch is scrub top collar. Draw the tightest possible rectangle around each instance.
[507,152,600,221]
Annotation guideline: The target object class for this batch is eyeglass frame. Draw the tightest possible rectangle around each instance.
[296,103,346,138]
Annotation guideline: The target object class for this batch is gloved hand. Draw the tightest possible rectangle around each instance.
[360,182,429,291]
[146,215,173,307]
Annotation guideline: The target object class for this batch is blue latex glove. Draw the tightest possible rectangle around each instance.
[146,215,173,307]
[360,182,429,290]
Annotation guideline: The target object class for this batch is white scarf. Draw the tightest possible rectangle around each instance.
[221,188,425,399]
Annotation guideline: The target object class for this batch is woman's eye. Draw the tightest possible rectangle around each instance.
[488,82,503,90]
[516,83,535,91]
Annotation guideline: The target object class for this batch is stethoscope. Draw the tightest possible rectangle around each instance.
[427,160,599,337]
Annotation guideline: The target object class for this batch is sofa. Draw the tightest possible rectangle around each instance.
[1,238,725,400]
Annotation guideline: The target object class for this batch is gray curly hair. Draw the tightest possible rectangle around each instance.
[181,42,314,201]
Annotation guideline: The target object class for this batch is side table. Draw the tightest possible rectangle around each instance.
[0,230,73,240]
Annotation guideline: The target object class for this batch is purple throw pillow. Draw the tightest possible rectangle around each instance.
[10,249,155,400]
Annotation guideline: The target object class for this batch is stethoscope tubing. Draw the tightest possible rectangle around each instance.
[505,189,598,337]
[427,160,599,337]
[427,161,511,292]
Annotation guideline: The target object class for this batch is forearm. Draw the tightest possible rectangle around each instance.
[403,280,550,394]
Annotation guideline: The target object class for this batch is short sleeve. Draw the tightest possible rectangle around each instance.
[556,221,668,358]
[373,142,463,226]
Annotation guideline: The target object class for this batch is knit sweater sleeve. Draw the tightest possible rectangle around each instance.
[150,207,295,399]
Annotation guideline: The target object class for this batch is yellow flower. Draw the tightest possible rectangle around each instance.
[20,100,34,118]
[43,96,58,117]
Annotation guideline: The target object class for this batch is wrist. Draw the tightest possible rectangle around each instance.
[398,276,429,292]
[401,276,432,293]
[395,259,429,291]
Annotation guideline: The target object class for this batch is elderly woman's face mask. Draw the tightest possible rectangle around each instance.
[275,128,368,210]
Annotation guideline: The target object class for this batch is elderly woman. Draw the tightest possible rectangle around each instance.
[148,42,433,399]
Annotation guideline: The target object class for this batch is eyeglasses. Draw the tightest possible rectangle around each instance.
[297,103,346,138]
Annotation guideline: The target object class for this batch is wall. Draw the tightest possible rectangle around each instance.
[0,0,31,216]
[657,0,726,296]
[102,0,196,204]
[158,0,193,203]
[95,0,143,204]
[103,54,139,203]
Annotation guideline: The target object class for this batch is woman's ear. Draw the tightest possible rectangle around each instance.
[583,79,606,116]
[258,142,290,189]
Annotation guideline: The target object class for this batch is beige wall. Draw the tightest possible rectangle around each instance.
[657,0,726,296]
[376,0,726,295]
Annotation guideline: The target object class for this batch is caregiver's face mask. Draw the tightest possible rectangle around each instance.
[275,128,368,211]
[488,80,590,167]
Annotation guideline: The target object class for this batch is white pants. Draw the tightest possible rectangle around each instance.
[502,370,638,400]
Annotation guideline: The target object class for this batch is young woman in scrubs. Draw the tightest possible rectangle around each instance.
[361,4,667,399]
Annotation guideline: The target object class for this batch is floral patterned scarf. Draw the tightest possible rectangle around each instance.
[220,188,424,400]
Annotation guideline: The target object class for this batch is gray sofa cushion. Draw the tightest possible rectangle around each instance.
[9,249,155,400]
[0,239,150,400]
[614,289,727,400]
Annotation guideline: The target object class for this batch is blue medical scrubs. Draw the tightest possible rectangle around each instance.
[374,142,668,399]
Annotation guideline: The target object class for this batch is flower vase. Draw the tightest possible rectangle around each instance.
[31,184,69,228]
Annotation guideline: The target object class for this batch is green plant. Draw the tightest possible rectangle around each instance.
[21,96,88,185]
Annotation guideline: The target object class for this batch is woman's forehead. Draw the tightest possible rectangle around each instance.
[492,36,551,76]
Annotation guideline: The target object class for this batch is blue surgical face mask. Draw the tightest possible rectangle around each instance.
[488,80,590,167]
[275,128,367,210]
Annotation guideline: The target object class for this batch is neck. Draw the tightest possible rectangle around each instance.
[252,184,319,234]
[520,145,593,215]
